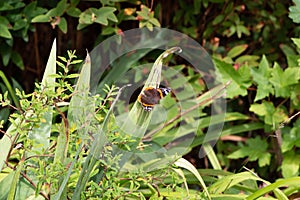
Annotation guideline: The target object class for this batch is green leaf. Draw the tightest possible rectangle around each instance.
[281,119,300,152]
[209,172,261,194]
[58,17,67,33]
[235,55,260,66]
[0,23,12,39]
[258,153,271,167]
[250,55,274,101]
[7,160,24,200]
[0,44,12,66]
[68,53,92,126]
[0,170,15,199]
[247,177,300,200]
[250,101,288,126]
[11,51,24,70]
[32,14,50,23]
[28,39,56,153]
[212,14,224,25]
[289,0,300,23]
[203,143,222,170]
[42,39,57,92]
[281,151,300,178]
[0,118,17,171]
[79,8,96,25]
[149,17,161,27]
[292,37,300,49]
[228,137,271,167]
[47,0,68,17]
[250,101,275,125]
[13,19,27,31]
[174,158,211,200]
[66,7,81,17]
[227,44,248,58]
[269,63,300,97]
[94,7,118,25]
[214,59,250,98]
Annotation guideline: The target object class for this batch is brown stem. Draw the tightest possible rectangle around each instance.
[20,171,50,200]
[54,102,69,141]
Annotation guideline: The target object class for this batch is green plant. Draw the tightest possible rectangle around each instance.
[0,40,217,199]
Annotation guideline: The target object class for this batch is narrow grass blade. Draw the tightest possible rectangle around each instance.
[0,170,15,199]
[174,158,211,200]
[68,52,92,124]
[7,159,24,200]
[209,171,261,194]
[53,142,83,200]
[202,143,222,170]
[28,38,57,152]
[173,168,190,196]
[0,131,12,171]
[0,70,20,108]
[246,177,300,200]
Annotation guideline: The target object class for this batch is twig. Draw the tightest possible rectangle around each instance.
[279,111,300,128]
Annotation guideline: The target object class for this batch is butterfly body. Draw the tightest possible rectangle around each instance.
[137,87,171,111]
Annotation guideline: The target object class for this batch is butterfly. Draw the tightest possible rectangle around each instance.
[137,87,171,111]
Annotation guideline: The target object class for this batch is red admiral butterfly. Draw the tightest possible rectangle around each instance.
[137,87,171,111]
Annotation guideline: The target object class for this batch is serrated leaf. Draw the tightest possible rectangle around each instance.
[249,101,275,124]
[281,120,300,152]
[78,8,95,25]
[214,59,250,98]
[282,151,300,178]
[228,137,270,167]
[250,101,288,125]
[251,55,274,101]
[269,63,300,97]
[94,7,118,25]
[258,153,271,167]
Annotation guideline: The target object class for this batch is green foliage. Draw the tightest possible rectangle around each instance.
[289,0,300,23]
[0,1,300,199]
[0,1,45,68]
[0,44,213,199]
[228,136,271,167]
[214,37,300,179]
